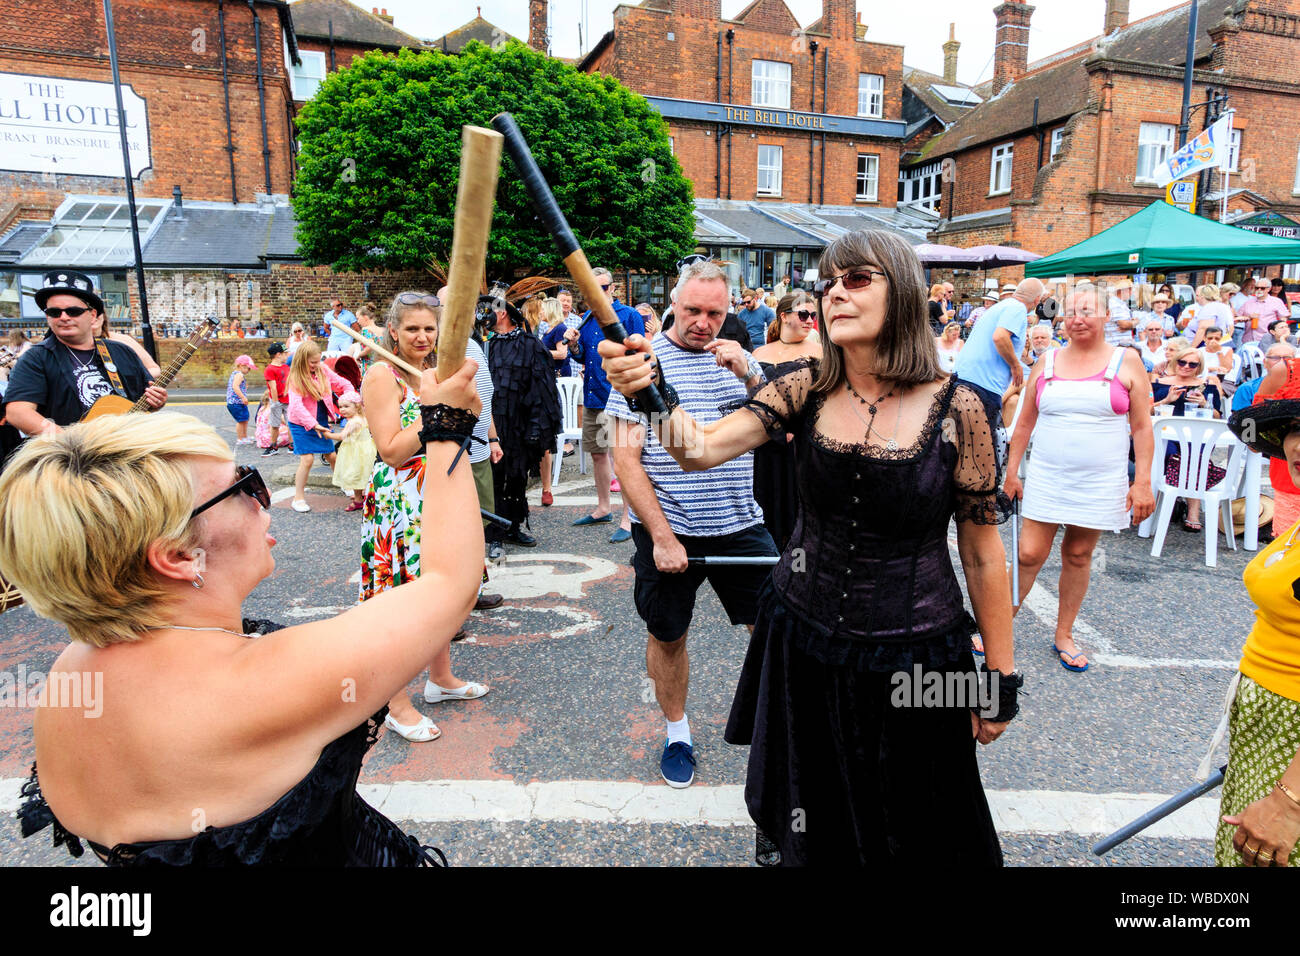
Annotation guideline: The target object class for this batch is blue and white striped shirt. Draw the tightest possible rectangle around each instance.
[466,338,493,464]
[605,332,763,537]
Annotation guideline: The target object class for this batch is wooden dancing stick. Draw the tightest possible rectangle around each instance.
[327,319,421,377]
[438,125,503,381]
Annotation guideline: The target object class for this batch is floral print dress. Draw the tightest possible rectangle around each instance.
[359,376,425,601]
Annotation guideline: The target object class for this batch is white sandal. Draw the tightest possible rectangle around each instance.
[383,713,442,742]
[291,499,311,513]
[424,680,490,703]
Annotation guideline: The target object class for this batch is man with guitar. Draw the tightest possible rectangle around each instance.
[3,271,166,439]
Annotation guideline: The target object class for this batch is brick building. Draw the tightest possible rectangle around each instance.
[911,0,1300,291]
[579,0,935,295]
[290,0,422,98]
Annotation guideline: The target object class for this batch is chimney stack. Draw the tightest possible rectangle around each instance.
[371,7,393,25]
[942,23,960,83]
[821,0,856,39]
[1104,0,1129,34]
[992,2,1034,94]
[528,0,549,52]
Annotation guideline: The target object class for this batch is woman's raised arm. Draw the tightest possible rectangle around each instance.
[597,334,802,472]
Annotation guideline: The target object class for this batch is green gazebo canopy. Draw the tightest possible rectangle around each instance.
[1024,201,1300,277]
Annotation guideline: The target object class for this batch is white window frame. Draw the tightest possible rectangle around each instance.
[1135,122,1175,184]
[1227,128,1241,173]
[1294,143,1300,194]
[1049,127,1064,163]
[752,60,791,110]
[290,49,327,101]
[857,74,884,119]
[989,142,1013,195]
[757,145,783,196]
[856,154,879,202]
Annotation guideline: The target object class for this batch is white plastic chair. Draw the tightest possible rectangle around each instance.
[1147,418,1248,568]
[552,376,585,487]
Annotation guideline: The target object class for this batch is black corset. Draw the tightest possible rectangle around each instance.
[742,363,1009,661]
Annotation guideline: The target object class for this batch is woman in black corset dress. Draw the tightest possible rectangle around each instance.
[751,291,822,551]
[2,362,485,866]
[601,229,1021,866]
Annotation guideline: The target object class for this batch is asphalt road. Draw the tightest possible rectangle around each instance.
[0,402,1261,866]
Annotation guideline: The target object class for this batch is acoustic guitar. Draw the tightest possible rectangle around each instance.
[82,318,218,421]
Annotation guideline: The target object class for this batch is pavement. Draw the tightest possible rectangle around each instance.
[0,402,1264,866]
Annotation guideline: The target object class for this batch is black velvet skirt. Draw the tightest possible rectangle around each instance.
[724,584,1004,867]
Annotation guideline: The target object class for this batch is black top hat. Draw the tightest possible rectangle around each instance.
[1228,370,1300,460]
[35,270,105,314]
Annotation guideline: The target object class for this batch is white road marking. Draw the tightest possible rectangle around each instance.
[270,487,297,504]
[947,535,1237,671]
[486,552,619,600]
[529,495,623,507]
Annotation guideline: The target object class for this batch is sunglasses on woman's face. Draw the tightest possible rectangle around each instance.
[45,306,90,319]
[1176,359,1200,369]
[190,465,271,520]
[813,269,888,299]
[794,309,817,321]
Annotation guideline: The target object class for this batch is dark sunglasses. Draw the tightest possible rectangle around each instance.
[813,269,888,299]
[45,306,90,318]
[1176,359,1201,368]
[190,465,271,520]
[396,293,440,308]
[598,284,612,293]
[794,309,817,320]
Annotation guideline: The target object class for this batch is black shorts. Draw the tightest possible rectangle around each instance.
[631,522,778,642]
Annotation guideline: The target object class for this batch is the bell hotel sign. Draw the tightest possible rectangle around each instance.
[0,72,152,179]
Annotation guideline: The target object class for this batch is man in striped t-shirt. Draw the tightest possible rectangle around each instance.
[605,260,777,789]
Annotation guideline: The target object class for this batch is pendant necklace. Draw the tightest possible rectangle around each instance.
[845,380,902,451]
[1265,521,1300,567]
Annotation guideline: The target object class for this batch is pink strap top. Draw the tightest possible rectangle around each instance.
[1036,348,1130,415]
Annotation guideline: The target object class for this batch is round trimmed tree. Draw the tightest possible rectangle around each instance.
[291,40,697,275]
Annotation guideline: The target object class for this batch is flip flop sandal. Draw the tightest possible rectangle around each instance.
[971,633,985,656]
[384,714,442,742]
[424,680,490,703]
[1182,519,1203,532]
[1053,644,1089,673]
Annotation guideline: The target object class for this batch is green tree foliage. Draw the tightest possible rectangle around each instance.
[292,41,697,274]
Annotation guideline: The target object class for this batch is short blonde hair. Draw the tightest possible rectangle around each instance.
[0,413,232,647]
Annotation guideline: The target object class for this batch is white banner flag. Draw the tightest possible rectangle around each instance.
[1155,112,1233,188]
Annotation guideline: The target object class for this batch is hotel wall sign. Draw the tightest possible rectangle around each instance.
[643,95,905,139]
[0,72,152,178]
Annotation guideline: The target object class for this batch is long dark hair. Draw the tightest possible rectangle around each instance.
[811,230,941,393]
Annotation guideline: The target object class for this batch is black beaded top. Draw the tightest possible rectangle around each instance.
[739,359,1010,667]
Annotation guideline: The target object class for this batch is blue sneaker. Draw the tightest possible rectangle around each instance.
[660,740,696,788]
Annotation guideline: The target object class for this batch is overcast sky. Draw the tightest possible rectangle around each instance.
[368,0,1191,85]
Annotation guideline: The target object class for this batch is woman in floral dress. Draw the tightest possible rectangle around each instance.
[360,291,489,743]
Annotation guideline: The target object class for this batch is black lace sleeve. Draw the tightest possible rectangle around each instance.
[737,358,818,438]
[18,763,86,859]
[949,385,1012,525]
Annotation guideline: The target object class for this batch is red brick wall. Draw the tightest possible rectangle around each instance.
[0,0,297,221]
[931,13,1300,264]
[591,1,904,207]
[296,38,395,73]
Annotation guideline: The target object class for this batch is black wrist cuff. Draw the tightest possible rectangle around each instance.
[977,663,1023,723]
[418,403,477,445]
[627,364,680,417]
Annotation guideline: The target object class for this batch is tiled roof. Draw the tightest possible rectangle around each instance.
[700,208,825,248]
[289,0,422,49]
[902,66,981,126]
[143,202,300,268]
[433,16,516,53]
[915,0,1222,163]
